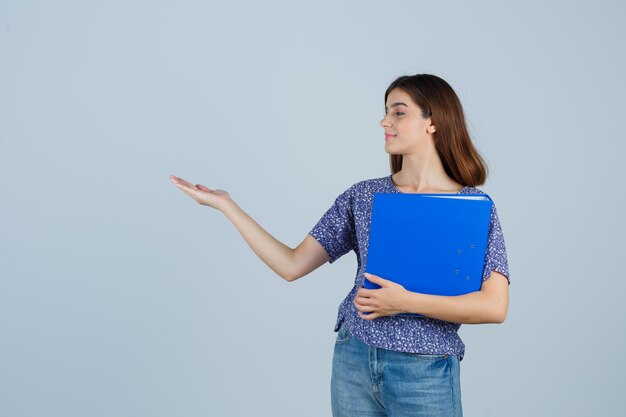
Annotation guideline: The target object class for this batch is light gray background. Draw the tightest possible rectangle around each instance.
[1,1,624,416]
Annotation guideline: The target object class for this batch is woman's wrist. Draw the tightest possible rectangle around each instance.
[220,197,239,216]
[401,290,424,315]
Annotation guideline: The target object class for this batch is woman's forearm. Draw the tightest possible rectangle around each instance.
[221,199,295,282]
[401,290,502,324]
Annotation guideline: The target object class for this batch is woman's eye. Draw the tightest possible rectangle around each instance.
[395,112,404,116]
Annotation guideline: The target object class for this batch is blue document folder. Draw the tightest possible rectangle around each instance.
[363,192,493,317]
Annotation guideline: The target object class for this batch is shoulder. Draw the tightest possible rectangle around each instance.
[330,176,389,205]
[351,175,390,193]
[461,186,503,218]
[460,185,488,195]
[461,186,497,206]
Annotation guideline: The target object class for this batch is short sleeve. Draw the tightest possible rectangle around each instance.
[482,201,511,285]
[308,184,357,264]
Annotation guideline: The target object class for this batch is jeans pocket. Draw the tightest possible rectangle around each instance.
[335,323,351,344]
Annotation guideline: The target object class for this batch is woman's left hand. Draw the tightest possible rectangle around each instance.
[354,273,409,320]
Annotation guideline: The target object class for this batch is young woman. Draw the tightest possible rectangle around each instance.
[170,74,510,417]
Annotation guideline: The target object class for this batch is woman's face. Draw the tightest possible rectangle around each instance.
[380,88,435,153]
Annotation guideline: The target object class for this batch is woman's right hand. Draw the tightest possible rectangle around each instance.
[169,175,233,212]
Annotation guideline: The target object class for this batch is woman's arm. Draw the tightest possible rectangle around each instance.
[356,271,509,324]
[222,201,329,282]
[401,271,509,324]
[170,175,330,282]
[221,200,297,281]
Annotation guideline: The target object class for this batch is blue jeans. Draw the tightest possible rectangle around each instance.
[331,322,463,417]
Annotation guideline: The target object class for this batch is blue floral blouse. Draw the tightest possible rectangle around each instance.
[308,174,510,361]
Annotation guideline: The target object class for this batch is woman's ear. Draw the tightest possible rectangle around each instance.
[426,118,436,133]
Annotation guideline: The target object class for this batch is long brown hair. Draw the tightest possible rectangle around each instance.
[385,74,488,187]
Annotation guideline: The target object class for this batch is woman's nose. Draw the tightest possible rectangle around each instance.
[380,116,391,128]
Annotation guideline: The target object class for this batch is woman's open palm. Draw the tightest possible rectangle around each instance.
[169,175,232,211]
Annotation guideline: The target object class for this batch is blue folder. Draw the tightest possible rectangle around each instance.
[363,192,493,317]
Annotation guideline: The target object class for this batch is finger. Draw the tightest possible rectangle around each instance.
[171,176,197,189]
[196,184,212,192]
[174,182,195,196]
[358,310,378,320]
[356,303,376,313]
[364,272,380,279]
[175,184,201,201]
[355,300,376,313]
[365,272,391,282]
[174,182,200,195]
[355,296,373,306]
[357,288,375,297]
